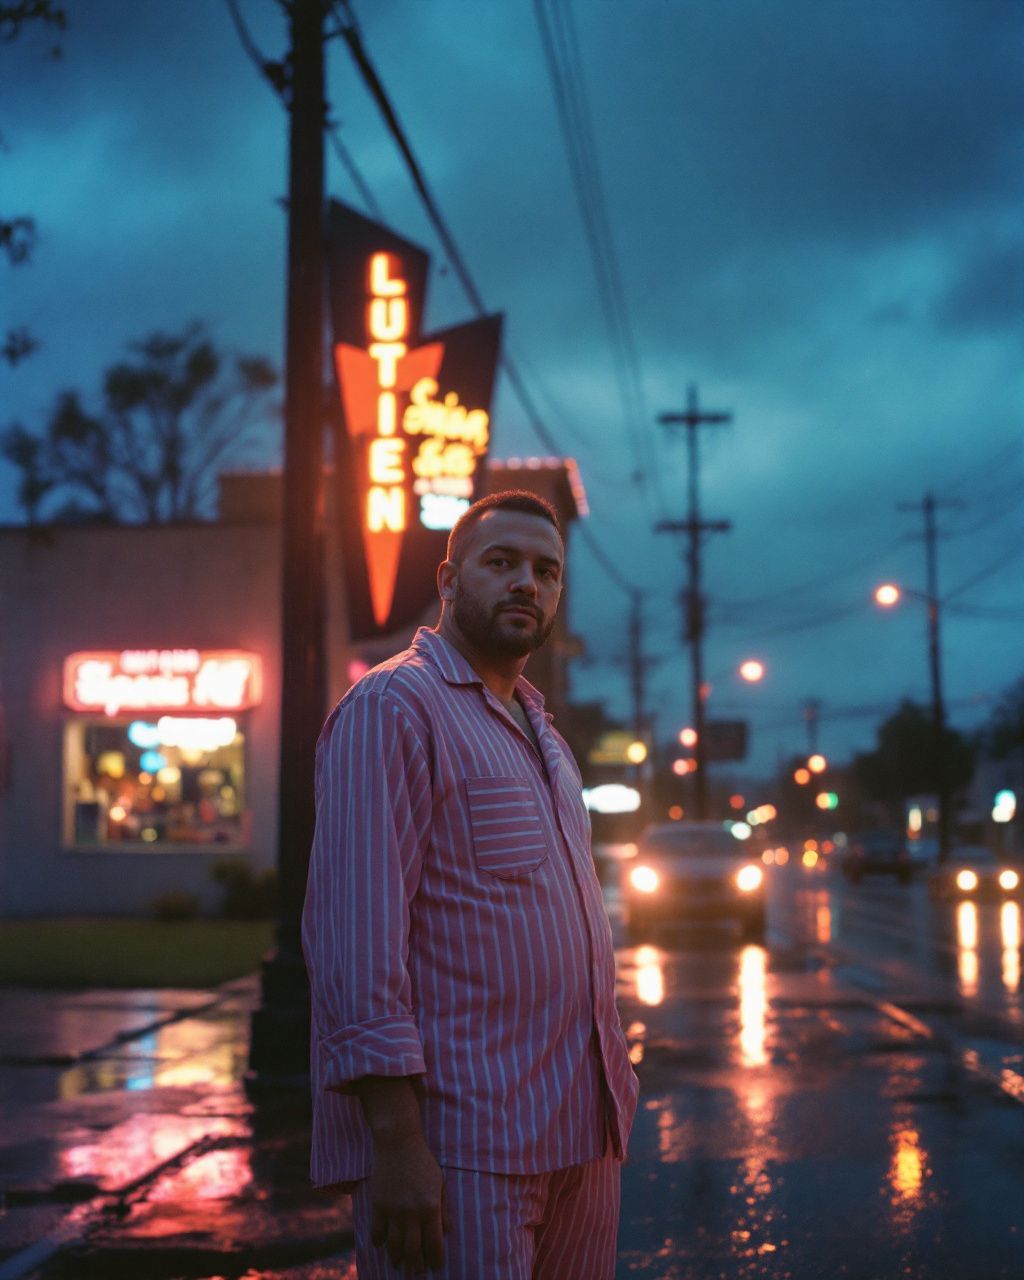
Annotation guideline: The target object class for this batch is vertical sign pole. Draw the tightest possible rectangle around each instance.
[249,0,326,1085]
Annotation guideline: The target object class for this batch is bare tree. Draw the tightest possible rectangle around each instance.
[1,323,278,523]
[1,1,67,364]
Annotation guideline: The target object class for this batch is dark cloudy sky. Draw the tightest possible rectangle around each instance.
[4,0,1023,781]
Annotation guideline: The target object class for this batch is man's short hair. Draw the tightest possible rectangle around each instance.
[446,490,562,564]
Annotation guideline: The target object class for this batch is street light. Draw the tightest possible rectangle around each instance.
[808,753,827,774]
[873,580,950,863]
[739,659,766,683]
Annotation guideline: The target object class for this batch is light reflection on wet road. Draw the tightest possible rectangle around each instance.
[3,862,1023,1278]
[609,855,1024,1278]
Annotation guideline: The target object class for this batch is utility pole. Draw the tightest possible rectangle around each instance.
[898,492,960,865]
[628,591,655,810]
[249,0,327,1084]
[628,591,648,744]
[657,384,732,820]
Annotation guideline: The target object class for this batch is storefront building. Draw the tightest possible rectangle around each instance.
[0,460,585,917]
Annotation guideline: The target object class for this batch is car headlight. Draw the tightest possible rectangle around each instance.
[999,869,1019,892]
[629,865,660,894]
[956,869,978,893]
[736,864,763,893]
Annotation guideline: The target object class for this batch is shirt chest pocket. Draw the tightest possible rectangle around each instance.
[464,776,549,879]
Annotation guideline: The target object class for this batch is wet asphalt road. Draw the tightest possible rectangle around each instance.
[609,853,1024,1279]
[3,856,1023,1279]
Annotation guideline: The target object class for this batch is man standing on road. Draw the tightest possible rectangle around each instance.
[302,490,638,1278]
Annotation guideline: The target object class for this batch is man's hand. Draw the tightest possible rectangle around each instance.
[353,1075,448,1272]
[369,1130,447,1272]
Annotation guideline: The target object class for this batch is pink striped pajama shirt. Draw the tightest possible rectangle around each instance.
[301,626,638,1193]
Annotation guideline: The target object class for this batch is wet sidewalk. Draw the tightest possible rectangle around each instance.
[0,978,357,1280]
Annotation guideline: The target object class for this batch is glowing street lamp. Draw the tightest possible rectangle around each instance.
[625,740,648,765]
[808,753,827,774]
[739,659,766,683]
[679,727,698,748]
[875,583,901,607]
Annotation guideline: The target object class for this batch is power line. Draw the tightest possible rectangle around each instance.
[945,538,1024,603]
[223,0,637,596]
[532,0,667,521]
[715,533,913,614]
[221,0,382,219]
[329,0,638,597]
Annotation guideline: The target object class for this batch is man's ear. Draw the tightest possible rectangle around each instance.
[437,558,457,604]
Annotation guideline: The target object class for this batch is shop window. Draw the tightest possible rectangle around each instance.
[64,715,247,848]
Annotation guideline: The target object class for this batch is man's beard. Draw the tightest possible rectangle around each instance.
[451,582,555,658]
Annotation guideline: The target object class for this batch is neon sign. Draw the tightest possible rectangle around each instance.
[327,201,502,637]
[63,651,262,717]
[334,251,492,627]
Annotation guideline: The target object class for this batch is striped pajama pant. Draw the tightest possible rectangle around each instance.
[350,1147,620,1279]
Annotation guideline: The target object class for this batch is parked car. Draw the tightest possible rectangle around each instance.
[621,821,767,940]
[840,829,912,884]
[927,845,1023,901]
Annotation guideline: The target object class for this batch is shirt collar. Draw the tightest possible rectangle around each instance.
[412,627,548,711]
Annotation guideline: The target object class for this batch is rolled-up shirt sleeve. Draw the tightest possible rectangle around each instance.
[302,688,432,1093]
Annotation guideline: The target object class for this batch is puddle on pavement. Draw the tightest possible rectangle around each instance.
[56,1014,250,1101]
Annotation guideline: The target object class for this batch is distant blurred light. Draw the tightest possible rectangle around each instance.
[625,740,648,764]
[140,750,166,774]
[816,791,839,810]
[736,864,763,892]
[908,805,923,834]
[668,805,684,821]
[731,822,752,840]
[999,869,1019,892]
[993,790,1017,823]
[875,583,901,607]
[421,493,470,530]
[672,758,689,776]
[157,716,236,750]
[739,659,765,683]
[802,849,819,868]
[794,768,811,785]
[128,721,161,749]
[629,865,660,894]
[808,753,827,773]
[762,848,776,864]
[582,784,641,814]
[679,727,698,748]
[775,847,790,866]
[96,751,126,779]
[956,869,979,893]
[729,794,745,810]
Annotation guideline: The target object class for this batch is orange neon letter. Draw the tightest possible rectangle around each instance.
[369,342,406,389]
[369,252,406,298]
[369,297,408,342]
[369,437,405,485]
[367,485,406,532]
[377,391,397,436]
